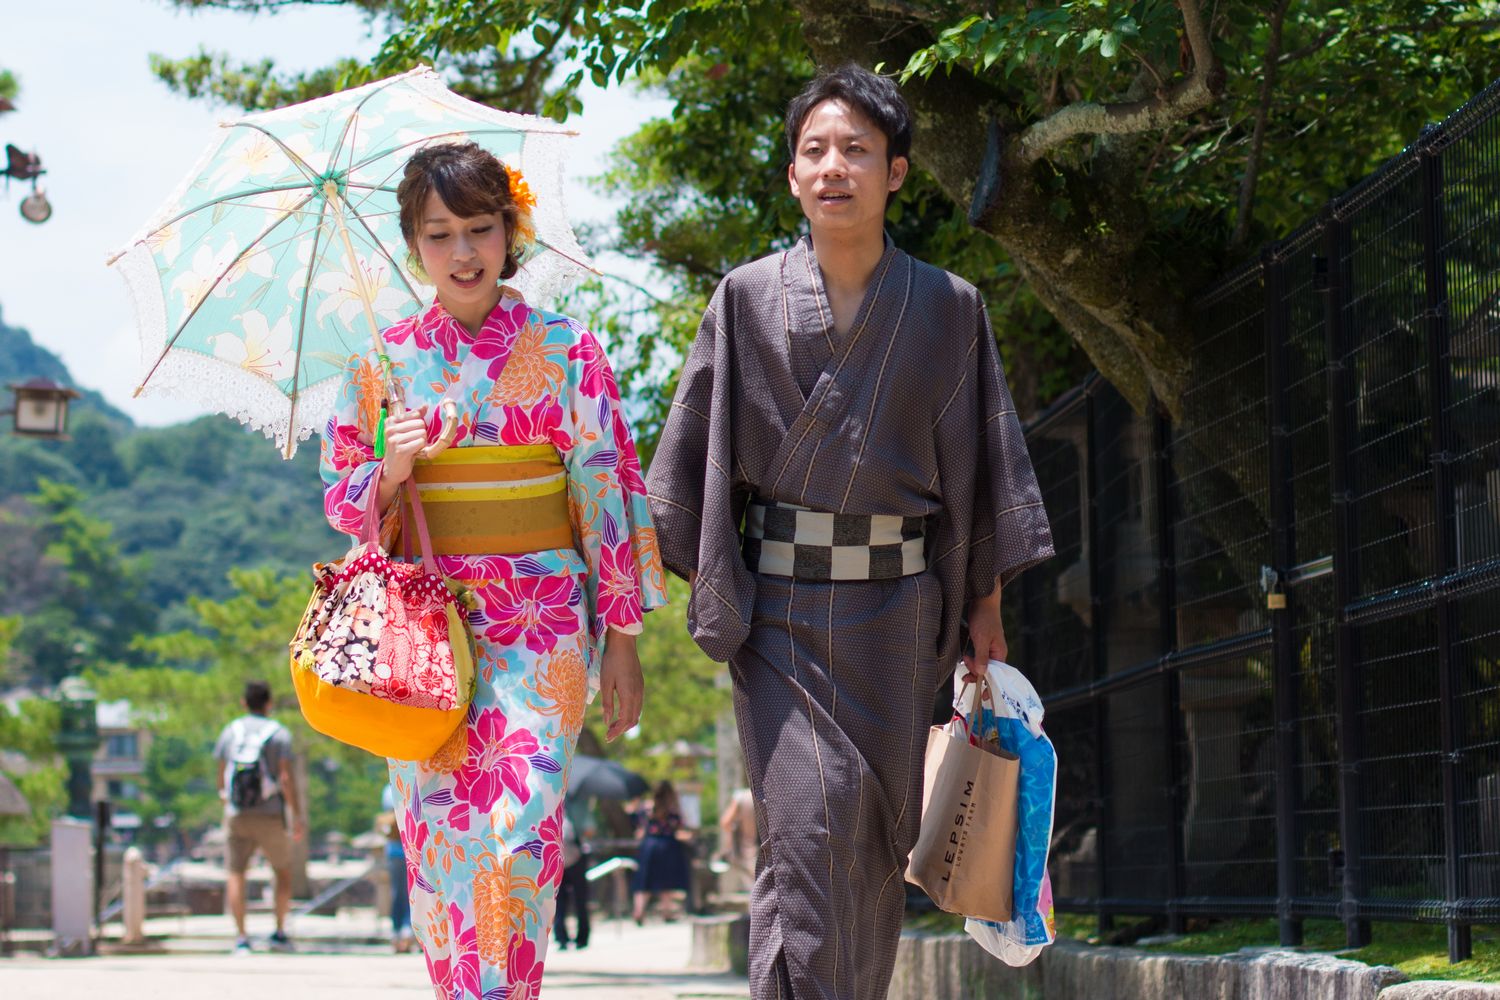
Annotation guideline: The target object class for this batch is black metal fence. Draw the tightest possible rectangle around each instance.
[1015,78,1500,961]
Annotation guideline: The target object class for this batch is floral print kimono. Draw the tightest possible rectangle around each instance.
[320,288,667,1000]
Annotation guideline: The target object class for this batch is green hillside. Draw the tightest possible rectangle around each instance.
[0,309,341,684]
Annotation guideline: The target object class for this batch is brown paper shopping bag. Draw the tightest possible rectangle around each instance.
[905,681,1020,923]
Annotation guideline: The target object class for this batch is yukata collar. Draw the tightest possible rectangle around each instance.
[423,285,530,349]
[798,229,896,260]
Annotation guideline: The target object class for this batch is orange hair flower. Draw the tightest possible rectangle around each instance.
[506,166,538,213]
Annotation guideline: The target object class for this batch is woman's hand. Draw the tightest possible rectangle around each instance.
[600,628,644,742]
[963,577,1006,683]
[376,405,428,510]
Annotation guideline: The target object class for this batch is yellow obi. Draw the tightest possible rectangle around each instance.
[397,444,575,557]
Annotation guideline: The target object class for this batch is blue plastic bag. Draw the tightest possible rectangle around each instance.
[959,661,1057,966]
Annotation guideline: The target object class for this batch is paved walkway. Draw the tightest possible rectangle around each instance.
[2,915,750,1000]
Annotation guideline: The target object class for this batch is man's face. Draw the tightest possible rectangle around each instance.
[788,99,908,236]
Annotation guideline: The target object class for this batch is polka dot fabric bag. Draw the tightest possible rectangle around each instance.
[290,464,477,760]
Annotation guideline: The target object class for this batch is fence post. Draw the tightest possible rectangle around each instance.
[1263,248,1304,947]
[1417,125,1470,964]
[1084,390,1112,934]
[1150,398,1185,933]
[1322,206,1372,949]
[121,846,146,946]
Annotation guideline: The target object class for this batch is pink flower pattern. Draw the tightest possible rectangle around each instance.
[454,706,539,811]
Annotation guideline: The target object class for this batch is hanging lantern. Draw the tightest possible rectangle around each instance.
[6,377,80,438]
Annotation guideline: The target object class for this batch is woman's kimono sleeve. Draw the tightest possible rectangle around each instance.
[965,300,1054,600]
[644,284,757,663]
[560,324,669,646]
[319,350,384,540]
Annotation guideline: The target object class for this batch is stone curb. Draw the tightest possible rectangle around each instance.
[888,932,1411,1000]
[694,916,1496,999]
[1380,985,1500,999]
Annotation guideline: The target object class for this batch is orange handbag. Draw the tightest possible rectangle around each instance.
[289,464,476,760]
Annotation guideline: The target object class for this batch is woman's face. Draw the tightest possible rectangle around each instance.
[413,189,509,317]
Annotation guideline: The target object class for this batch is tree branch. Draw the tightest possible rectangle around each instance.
[1280,18,1500,66]
[1231,0,1290,251]
[867,0,941,22]
[1018,0,1225,162]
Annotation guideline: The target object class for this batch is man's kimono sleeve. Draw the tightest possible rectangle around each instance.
[646,285,756,662]
[966,301,1055,600]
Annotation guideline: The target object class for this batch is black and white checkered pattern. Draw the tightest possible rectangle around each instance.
[741,498,926,580]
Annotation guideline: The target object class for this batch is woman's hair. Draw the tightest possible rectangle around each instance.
[651,780,679,821]
[397,142,525,280]
[784,62,913,166]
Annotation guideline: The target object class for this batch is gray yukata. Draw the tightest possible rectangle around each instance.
[646,235,1054,1000]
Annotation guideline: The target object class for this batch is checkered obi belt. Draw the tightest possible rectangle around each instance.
[394,444,575,557]
[741,498,928,581]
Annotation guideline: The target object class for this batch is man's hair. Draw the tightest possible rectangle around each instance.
[244,680,272,714]
[784,63,913,165]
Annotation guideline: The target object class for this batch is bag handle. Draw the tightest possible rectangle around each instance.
[403,478,439,574]
[358,461,440,575]
[953,677,998,748]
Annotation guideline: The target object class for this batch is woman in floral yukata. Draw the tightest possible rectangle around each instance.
[319,141,667,1000]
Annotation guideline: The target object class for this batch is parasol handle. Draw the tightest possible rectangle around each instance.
[325,181,457,459]
[325,181,401,413]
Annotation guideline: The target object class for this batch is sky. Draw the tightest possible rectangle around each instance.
[0,0,671,426]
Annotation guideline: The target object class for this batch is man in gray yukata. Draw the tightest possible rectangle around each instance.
[646,64,1054,1000]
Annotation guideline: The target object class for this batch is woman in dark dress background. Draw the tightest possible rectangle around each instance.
[632,780,692,922]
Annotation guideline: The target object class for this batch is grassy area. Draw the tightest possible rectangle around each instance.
[902,910,967,935]
[1085,915,1500,984]
[910,909,1500,983]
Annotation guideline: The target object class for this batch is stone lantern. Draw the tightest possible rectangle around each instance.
[5,378,79,439]
[55,677,100,819]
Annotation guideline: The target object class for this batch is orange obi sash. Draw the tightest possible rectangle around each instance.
[396,445,574,557]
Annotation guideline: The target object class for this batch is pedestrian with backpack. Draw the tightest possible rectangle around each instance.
[213,679,305,954]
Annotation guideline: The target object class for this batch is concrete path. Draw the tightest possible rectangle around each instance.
[1,917,750,1000]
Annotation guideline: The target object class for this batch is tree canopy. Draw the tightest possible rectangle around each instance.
[152,0,1500,423]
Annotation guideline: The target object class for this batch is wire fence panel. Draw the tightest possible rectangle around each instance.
[1342,159,1438,599]
[1173,271,1271,652]
[1289,573,1341,913]
[1021,399,1093,698]
[1177,650,1277,902]
[1101,680,1173,906]
[1354,609,1446,908]
[1047,704,1102,908]
[1092,385,1164,676]
[1019,76,1500,960]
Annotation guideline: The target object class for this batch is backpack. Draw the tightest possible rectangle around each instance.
[224,718,281,810]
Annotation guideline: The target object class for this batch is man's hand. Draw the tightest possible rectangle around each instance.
[963,578,1007,683]
[599,629,644,742]
[291,816,307,842]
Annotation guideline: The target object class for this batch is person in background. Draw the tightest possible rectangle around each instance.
[553,812,591,950]
[213,679,305,955]
[378,782,415,953]
[631,780,692,924]
[717,786,758,894]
